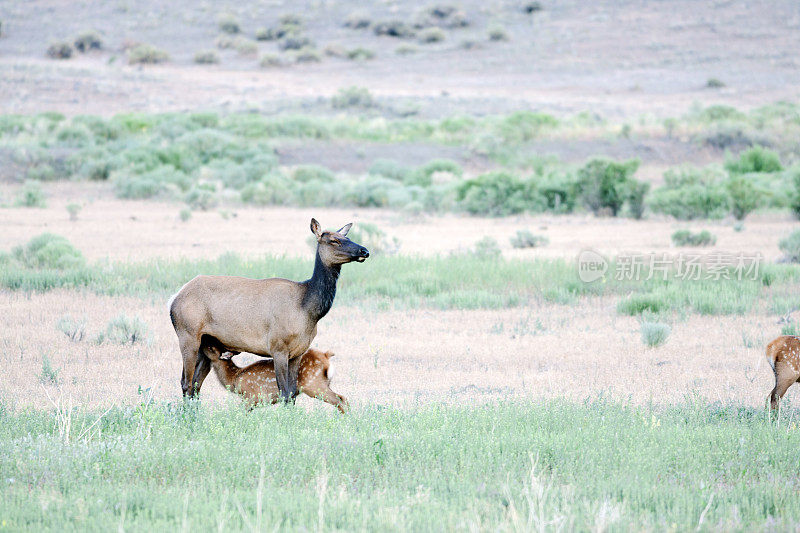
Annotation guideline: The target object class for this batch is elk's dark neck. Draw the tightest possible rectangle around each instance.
[302,249,340,321]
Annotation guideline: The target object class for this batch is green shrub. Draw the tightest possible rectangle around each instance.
[395,44,419,55]
[46,41,73,59]
[127,44,169,64]
[648,167,730,220]
[671,229,716,247]
[291,46,321,63]
[725,146,782,174]
[217,13,241,34]
[790,169,800,220]
[779,230,800,263]
[66,203,81,221]
[240,174,294,205]
[113,174,163,199]
[415,159,463,185]
[331,86,374,109]
[347,177,404,207]
[510,230,548,249]
[37,354,60,385]
[726,175,760,220]
[279,35,313,51]
[576,158,640,216]
[347,47,375,60]
[626,180,650,219]
[470,236,502,259]
[292,165,334,183]
[102,314,150,345]
[73,30,103,52]
[640,320,670,347]
[279,14,303,26]
[344,11,371,29]
[373,20,414,38]
[537,171,578,213]
[234,38,258,56]
[179,208,192,222]
[57,315,86,341]
[13,233,85,269]
[706,78,725,88]
[457,171,540,216]
[496,111,558,143]
[259,54,284,67]
[55,124,93,146]
[418,27,445,43]
[184,184,218,210]
[369,159,412,182]
[194,50,220,64]
[15,181,46,207]
[488,25,509,41]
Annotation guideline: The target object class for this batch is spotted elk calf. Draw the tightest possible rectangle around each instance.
[202,340,349,413]
[766,335,800,411]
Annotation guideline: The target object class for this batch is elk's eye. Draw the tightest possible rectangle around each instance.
[330,240,340,246]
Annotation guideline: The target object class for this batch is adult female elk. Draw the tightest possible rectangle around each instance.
[766,335,800,410]
[202,340,348,413]
[169,218,369,401]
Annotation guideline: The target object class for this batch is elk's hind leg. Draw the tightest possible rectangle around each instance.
[769,361,800,411]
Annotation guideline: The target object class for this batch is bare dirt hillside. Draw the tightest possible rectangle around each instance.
[1,0,799,118]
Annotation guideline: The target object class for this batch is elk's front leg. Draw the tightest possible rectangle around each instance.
[273,353,294,403]
[288,354,304,400]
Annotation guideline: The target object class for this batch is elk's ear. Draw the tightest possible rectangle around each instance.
[336,223,352,236]
[310,218,322,239]
[324,350,335,358]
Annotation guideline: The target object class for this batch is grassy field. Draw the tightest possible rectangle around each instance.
[4,1,800,529]
[2,400,800,531]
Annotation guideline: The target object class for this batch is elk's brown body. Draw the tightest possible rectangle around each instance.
[203,343,348,413]
[169,218,368,401]
[766,335,800,410]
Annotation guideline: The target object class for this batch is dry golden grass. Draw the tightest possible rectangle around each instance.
[0,192,793,411]
[0,288,784,410]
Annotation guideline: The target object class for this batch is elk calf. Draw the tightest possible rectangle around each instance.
[203,342,349,413]
[766,335,800,410]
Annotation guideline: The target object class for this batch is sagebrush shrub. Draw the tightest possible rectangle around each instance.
[641,320,670,347]
[217,13,241,34]
[127,44,169,64]
[13,233,85,269]
[15,181,47,207]
[510,230,548,249]
[47,41,73,59]
[194,50,220,64]
[671,229,716,247]
[344,11,371,29]
[331,86,374,109]
[373,20,414,38]
[73,30,103,52]
[648,167,730,220]
[103,314,150,345]
[418,27,445,43]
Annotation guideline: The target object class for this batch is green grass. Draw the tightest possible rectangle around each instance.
[1,399,799,530]
[3,251,800,314]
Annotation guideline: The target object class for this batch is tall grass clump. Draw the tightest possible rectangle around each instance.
[127,44,169,64]
[510,230,548,249]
